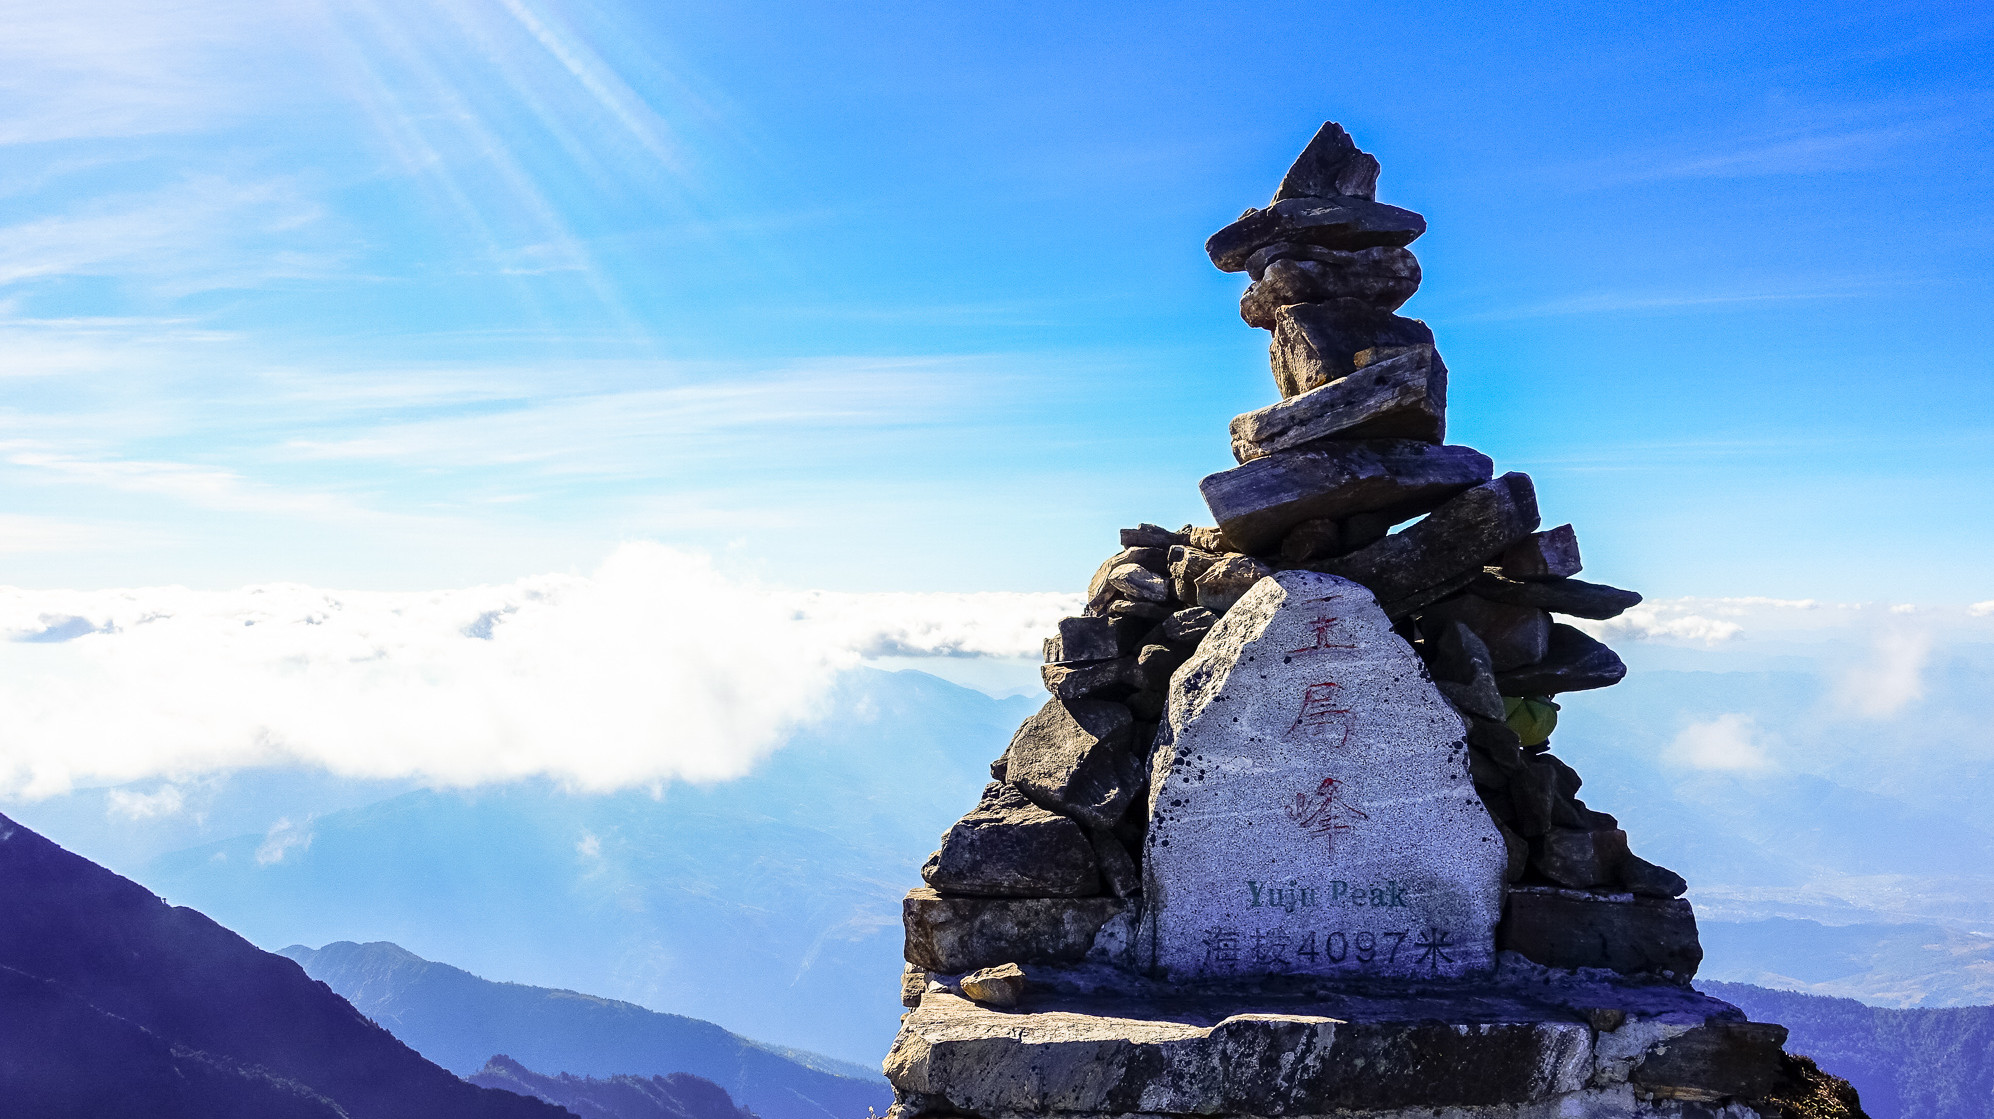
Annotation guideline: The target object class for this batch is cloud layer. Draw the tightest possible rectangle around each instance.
[0,542,1074,798]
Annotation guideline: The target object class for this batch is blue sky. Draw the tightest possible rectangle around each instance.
[2,0,1991,600]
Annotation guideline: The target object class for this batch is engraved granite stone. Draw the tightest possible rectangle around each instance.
[1140,570,1507,981]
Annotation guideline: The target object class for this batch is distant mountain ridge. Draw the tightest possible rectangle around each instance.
[472,1056,758,1119]
[0,812,567,1119]
[284,940,891,1119]
[1701,981,1994,1119]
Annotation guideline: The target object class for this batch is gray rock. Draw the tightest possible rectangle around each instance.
[1042,615,1127,664]
[1499,886,1702,980]
[1121,523,1189,548]
[1278,517,1343,563]
[957,963,1028,1007]
[1618,853,1689,899]
[1429,621,1505,722]
[922,782,1100,897]
[1533,827,1631,890]
[1089,827,1141,899]
[1107,599,1172,623]
[899,962,934,1007]
[1321,472,1541,612]
[1006,699,1141,830]
[1143,572,1506,981]
[1200,440,1493,555]
[1208,196,1426,273]
[1501,524,1583,581]
[1494,624,1627,695]
[901,888,1128,972]
[1191,553,1273,615]
[1085,547,1169,613]
[1106,562,1171,603]
[1125,690,1166,722]
[1183,526,1233,553]
[1160,606,1218,643]
[1233,345,1447,463]
[1167,546,1222,602]
[885,992,1605,1115]
[1131,643,1191,694]
[1271,121,1382,203]
[1270,302,1436,397]
[1342,509,1392,550]
[1422,594,1552,672]
[1630,1020,1789,1102]
[1240,248,1421,327]
[1041,657,1134,700]
[1470,570,1643,620]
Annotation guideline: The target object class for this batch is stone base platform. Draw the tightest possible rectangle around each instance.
[885,962,1816,1119]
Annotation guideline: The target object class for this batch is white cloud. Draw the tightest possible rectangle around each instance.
[1670,714,1776,771]
[0,543,1072,799]
[255,816,313,865]
[576,831,601,858]
[1969,601,1994,618]
[105,783,184,820]
[1837,628,1932,718]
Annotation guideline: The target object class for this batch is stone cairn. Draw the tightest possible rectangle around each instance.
[885,124,1865,1119]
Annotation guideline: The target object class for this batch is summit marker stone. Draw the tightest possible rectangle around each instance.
[1141,571,1507,981]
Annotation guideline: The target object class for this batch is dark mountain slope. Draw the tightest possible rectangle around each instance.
[285,941,890,1119]
[0,812,568,1119]
[471,1055,758,1119]
[1701,981,1994,1119]
[0,964,344,1119]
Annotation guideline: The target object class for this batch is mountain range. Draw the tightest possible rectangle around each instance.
[0,810,566,1119]
[1703,981,1994,1119]
[284,940,891,1119]
[470,1057,758,1119]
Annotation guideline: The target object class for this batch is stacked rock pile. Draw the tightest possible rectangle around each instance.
[914,122,1690,978]
[887,123,1864,1119]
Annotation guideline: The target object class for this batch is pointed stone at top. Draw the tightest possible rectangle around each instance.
[1273,122,1382,203]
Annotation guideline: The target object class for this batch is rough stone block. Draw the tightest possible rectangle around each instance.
[1618,853,1689,899]
[1159,606,1217,643]
[1040,657,1134,700]
[1499,886,1702,980]
[1167,545,1222,602]
[1471,571,1643,620]
[1199,440,1492,555]
[1240,248,1420,326]
[1321,472,1541,610]
[1271,121,1383,203]
[1085,547,1168,613]
[1533,827,1631,889]
[1106,562,1171,603]
[1006,699,1140,830]
[1183,526,1233,553]
[1421,593,1551,672]
[1143,571,1506,981]
[1631,1020,1790,1103]
[1207,195,1426,273]
[1495,624,1627,695]
[1277,517,1343,562]
[1089,827,1141,899]
[921,783,1100,898]
[1191,554,1272,615]
[1120,523,1188,548]
[1501,524,1583,581]
[901,888,1127,972]
[1233,345,1447,461]
[1270,302,1436,397]
[885,992,1601,1114]
[957,963,1028,1008]
[1043,615,1122,664]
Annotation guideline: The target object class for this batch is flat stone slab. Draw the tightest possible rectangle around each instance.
[1140,572,1507,983]
[885,969,1765,1118]
[1230,345,1447,460]
[1199,440,1491,555]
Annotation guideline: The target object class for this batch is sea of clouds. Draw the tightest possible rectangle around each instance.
[2,543,1990,803]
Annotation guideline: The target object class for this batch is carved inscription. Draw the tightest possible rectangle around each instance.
[1143,571,1507,981]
